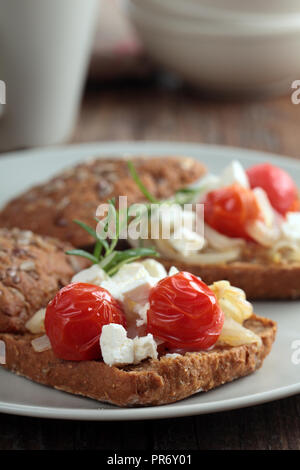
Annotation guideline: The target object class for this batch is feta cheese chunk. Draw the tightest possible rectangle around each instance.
[169,226,206,255]
[111,262,149,283]
[168,266,179,276]
[282,212,300,241]
[100,324,158,366]
[123,278,156,305]
[220,161,249,189]
[133,334,158,363]
[141,259,167,279]
[71,264,108,285]
[100,324,134,366]
[133,302,150,327]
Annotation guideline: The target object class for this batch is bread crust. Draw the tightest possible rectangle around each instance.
[0,314,276,407]
[161,258,300,300]
[0,228,88,333]
[0,156,206,247]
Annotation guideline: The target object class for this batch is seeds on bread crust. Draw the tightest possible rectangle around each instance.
[0,228,88,333]
[0,156,206,247]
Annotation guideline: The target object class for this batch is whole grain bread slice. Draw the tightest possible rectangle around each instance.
[161,258,300,300]
[0,228,89,333]
[0,156,206,247]
[0,314,276,407]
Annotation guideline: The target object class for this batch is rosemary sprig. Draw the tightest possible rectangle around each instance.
[65,249,99,264]
[127,161,202,207]
[66,199,159,275]
[128,161,159,204]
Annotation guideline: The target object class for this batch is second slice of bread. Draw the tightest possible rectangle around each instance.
[161,258,300,300]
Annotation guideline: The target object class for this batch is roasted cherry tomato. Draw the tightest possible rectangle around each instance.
[45,283,126,361]
[246,163,299,216]
[147,272,224,350]
[203,183,262,239]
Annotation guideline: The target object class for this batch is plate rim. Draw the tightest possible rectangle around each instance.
[1,140,300,169]
[1,140,300,421]
[0,379,299,421]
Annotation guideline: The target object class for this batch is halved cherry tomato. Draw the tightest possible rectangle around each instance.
[45,283,126,361]
[147,271,224,350]
[203,183,262,239]
[246,163,299,216]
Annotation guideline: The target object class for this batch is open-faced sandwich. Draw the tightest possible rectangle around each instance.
[0,205,276,407]
[0,154,298,300]
[0,156,206,247]
[127,160,300,300]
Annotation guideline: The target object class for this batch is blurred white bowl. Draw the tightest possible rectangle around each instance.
[139,0,300,18]
[129,1,300,96]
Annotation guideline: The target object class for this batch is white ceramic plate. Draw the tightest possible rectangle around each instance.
[0,141,300,421]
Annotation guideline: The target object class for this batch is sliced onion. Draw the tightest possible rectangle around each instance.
[31,335,51,352]
[204,224,245,250]
[155,239,241,265]
[253,187,275,228]
[246,219,281,247]
[25,308,46,334]
[270,240,300,262]
[218,317,261,347]
[209,280,253,324]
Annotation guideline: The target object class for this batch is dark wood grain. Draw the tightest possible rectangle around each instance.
[71,81,300,160]
[1,395,300,450]
[1,80,300,451]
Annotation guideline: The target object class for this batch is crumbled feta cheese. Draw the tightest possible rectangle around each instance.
[282,212,300,241]
[168,266,179,276]
[169,226,206,255]
[133,334,158,363]
[71,264,108,285]
[111,262,149,283]
[133,302,150,327]
[100,324,158,366]
[100,278,124,302]
[100,324,134,366]
[123,278,156,305]
[219,161,249,189]
[73,260,175,333]
[141,259,167,279]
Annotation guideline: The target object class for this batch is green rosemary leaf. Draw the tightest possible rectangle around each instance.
[99,251,118,270]
[94,217,110,253]
[93,240,103,260]
[100,247,159,275]
[127,161,159,203]
[73,219,98,240]
[65,249,99,264]
[105,202,119,255]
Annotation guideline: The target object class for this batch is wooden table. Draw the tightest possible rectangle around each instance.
[1,80,300,451]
